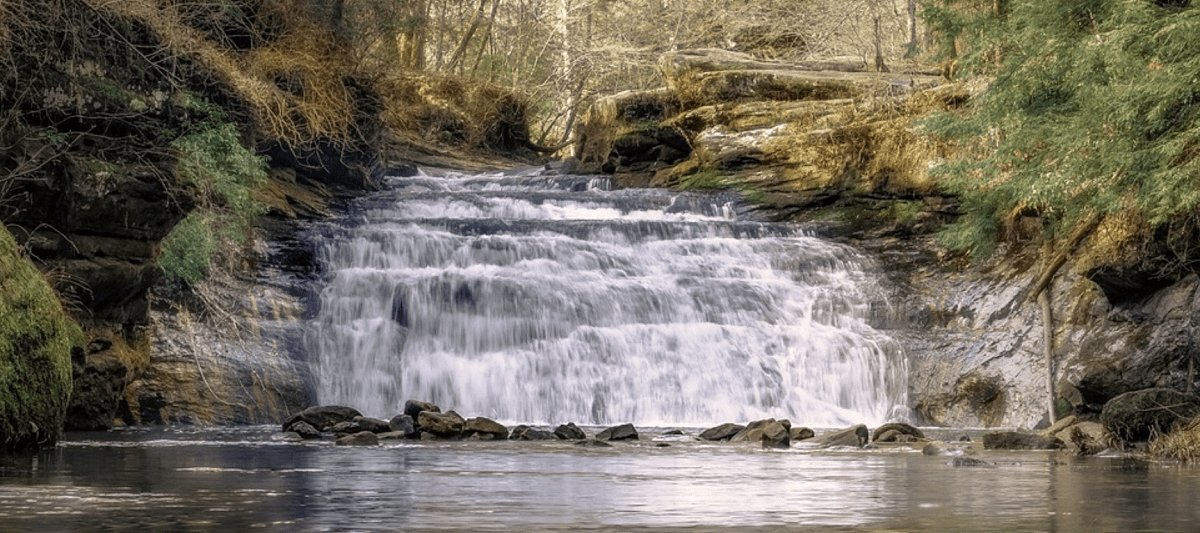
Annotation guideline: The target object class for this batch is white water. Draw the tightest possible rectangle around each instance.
[308,169,906,427]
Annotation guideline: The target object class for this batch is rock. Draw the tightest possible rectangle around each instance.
[922,442,968,456]
[511,425,555,440]
[1040,415,1078,437]
[982,431,1064,450]
[465,417,509,440]
[288,421,322,440]
[554,422,587,440]
[353,416,393,433]
[284,406,362,433]
[388,414,417,437]
[330,421,360,436]
[1101,388,1200,443]
[1069,422,1109,456]
[760,420,791,449]
[731,419,785,442]
[575,439,613,447]
[377,431,410,440]
[790,427,815,441]
[64,349,128,431]
[597,423,639,441]
[405,399,441,423]
[699,423,745,441]
[811,425,870,448]
[335,431,379,446]
[872,422,925,443]
[418,410,466,438]
[949,457,993,467]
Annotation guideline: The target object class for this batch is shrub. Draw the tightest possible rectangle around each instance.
[158,212,218,285]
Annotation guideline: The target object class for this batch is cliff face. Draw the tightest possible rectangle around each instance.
[577,48,1196,429]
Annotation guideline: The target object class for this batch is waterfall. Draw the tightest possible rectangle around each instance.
[307,169,907,427]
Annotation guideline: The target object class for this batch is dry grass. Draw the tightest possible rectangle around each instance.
[1147,417,1200,462]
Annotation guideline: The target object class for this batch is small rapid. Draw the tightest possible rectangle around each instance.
[307,168,906,427]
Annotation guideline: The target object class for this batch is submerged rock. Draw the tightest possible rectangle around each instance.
[949,456,993,467]
[597,423,639,441]
[873,422,926,443]
[335,431,380,446]
[982,431,1064,450]
[575,438,613,447]
[812,425,870,448]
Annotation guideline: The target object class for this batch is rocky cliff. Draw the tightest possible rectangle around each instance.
[576,48,1198,429]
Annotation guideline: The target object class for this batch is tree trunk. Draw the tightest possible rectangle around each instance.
[446,0,490,73]
[396,0,429,70]
[907,0,918,52]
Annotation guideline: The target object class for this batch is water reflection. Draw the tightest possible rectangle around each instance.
[1,428,1198,532]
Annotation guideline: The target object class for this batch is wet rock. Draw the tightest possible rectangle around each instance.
[760,420,791,449]
[872,422,926,443]
[1069,422,1109,456]
[404,399,440,423]
[1101,388,1200,444]
[388,414,417,437]
[283,406,362,432]
[922,442,969,456]
[289,420,322,440]
[982,431,1064,450]
[554,422,587,440]
[418,410,465,438]
[949,457,993,467]
[353,416,393,433]
[1040,415,1078,438]
[699,423,745,441]
[378,431,410,440]
[330,421,360,436]
[335,431,379,446]
[731,419,786,442]
[575,438,613,447]
[812,425,870,448]
[464,417,509,440]
[790,427,815,441]
[511,425,555,440]
[597,423,639,441]
[65,348,128,431]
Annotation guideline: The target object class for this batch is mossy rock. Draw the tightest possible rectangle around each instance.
[1,226,85,450]
[1101,388,1200,444]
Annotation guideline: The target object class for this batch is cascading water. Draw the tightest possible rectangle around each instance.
[307,168,906,427]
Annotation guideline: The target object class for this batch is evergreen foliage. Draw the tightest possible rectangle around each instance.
[160,114,268,284]
[924,0,1200,260]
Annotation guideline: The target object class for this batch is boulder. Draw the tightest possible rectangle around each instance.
[64,348,128,431]
[511,425,555,440]
[597,423,639,441]
[554,422,588,440]
[760,420,791,449]
[353,416,393,433]
[388,414,417,437]
[418,410,465,438]
[811,425,870,448]
[289,420,322,440]
[982,431,1064,450]
[335,431,380,446]
[1101,388,1200,443]
[465,417,509,440]
[283,406,362,433]
[404,399,441,423]
[699,423,745,441]
[731,419,787,442]
[872,422,926,443]
[1068,422,1109,456]
[790,426,815,441]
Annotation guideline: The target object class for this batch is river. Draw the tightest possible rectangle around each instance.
[2,426,1198,532]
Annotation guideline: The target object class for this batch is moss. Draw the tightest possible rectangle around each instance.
[0,226,85,450]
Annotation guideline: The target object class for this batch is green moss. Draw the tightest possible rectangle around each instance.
[0,226,85,450]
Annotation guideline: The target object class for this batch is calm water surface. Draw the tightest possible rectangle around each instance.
[1,427,1196,532]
